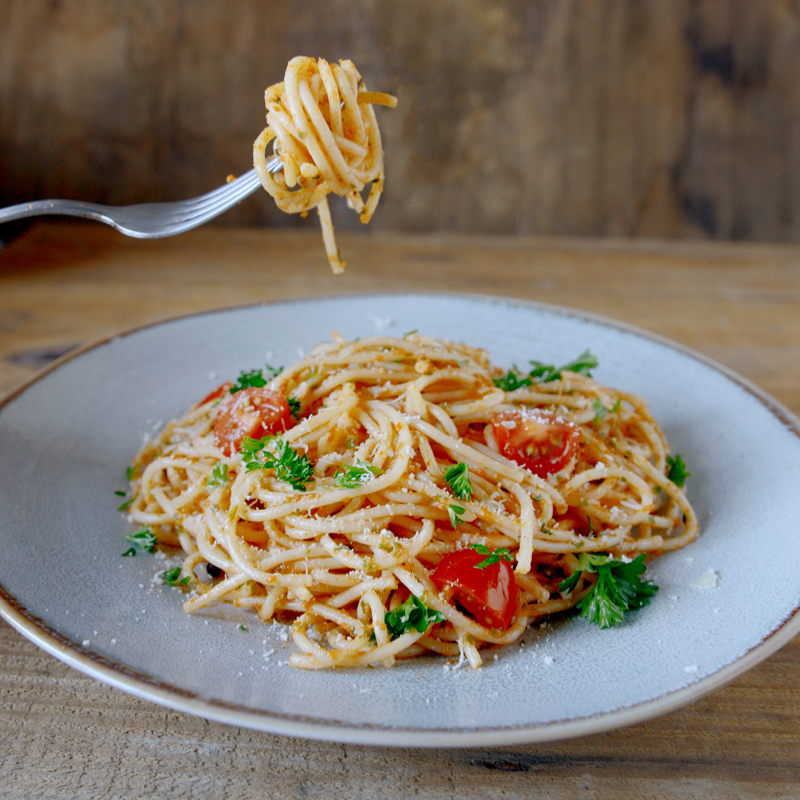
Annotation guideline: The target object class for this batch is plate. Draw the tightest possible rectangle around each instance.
[2,293,800,747]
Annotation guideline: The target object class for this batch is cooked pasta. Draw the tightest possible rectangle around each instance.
[253,57,397,273]
[126,334,697,670]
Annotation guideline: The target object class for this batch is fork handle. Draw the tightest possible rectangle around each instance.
[0,156,282,229]
[0,199,117,226]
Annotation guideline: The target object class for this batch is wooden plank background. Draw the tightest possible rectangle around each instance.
[2,0,800,241]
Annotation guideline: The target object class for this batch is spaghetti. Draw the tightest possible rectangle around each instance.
[126,334,697,670]
[253,57,397,273]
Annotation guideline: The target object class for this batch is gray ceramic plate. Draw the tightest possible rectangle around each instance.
[2,293,800,747]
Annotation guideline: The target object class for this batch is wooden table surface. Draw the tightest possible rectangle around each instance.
[2,222,800,799]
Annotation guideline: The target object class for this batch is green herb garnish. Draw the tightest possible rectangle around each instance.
[230,365,283,394]
[206,462,229,488]
[593,397,621,425]
[230,368,267,393]
[126,465,137,481]
[334,460,382,489]
[447,503,466,528]
[468,543,513,569]
[117,494,136,511]
[529,349,598,383]
[666,454,691,488]
[493,369,532,391]
[384,595,444,640]
[124,527,157,554]
[163,566,191,587]
[558,553,658,628]
[444,462,472,500]
[288,397,302,419]
[121,548,137,557]
[242,436,314,490]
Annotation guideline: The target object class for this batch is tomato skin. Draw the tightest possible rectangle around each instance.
[492,409,580,478]
[199,382,233,406]
[431,549,518,630]
[213,387,291,456]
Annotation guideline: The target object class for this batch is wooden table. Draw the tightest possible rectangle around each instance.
[2,222,800,798]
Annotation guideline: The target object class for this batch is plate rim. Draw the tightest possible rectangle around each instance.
[2,290,800,747]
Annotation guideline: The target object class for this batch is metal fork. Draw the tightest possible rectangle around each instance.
[0,156,281,238]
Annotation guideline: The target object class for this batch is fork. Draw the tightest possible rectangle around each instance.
[0,156,281,238]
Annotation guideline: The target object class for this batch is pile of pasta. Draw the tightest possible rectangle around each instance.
[253,57,397,273]
[127,334,697,670]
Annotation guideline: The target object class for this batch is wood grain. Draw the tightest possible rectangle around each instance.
[2,1,800,242]
[1,222,800,799]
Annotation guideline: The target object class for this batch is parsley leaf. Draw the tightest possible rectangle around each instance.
[593,397,621,425]
[125,528,157,553]
[230,365,283,394]
[469,543,513,569]
[206,461,229,488]
[444,462,472,500]
[288,397,302,419]
[121,547,137,557]
[114,490,126,497]
[557,553,658,629]
[529,349,599,383]
[666,454,691,488]
[334,460,382,489]
[230,369,267,393]
[117,494,136,511]
[126,465,137,481]
[242,436,314,490]
[163,566,191,587]
[384,595,444,640]
[493,369,532,391]
[447,503,466,528]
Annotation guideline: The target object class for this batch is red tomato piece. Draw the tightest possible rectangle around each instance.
[492,409,580,478]
[199,382,233,406]
[431,548,518,630]
[212,387,291,456]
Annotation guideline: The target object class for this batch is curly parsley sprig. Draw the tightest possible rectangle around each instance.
[444,462,472,500]
[241,436,314,490]
[494,350,599,390]
[124,528,157,554]
[666,454,691,488]
[206,462,229,488]
[334,460,382,489]
[558,553,658,628]
[529,349,598,383]
[230,365,283,394]
[492,368,532,391]
[383,595,444,640]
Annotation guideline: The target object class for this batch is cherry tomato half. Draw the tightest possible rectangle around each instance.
[213,387,291,456]
[199,382,234,406]
[492,409,580,478]
[431,548,518,630]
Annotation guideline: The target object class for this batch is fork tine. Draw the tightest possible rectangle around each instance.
[171,169,263,213]
[148,179,265,230]
[146,178,261,225]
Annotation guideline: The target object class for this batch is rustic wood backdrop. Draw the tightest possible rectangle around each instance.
[2,0,800,241]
